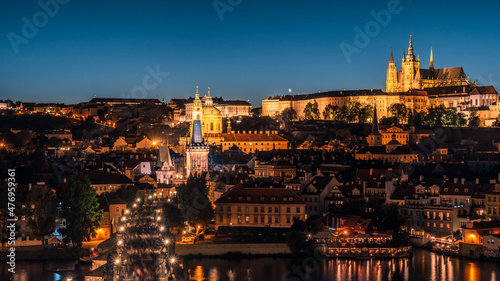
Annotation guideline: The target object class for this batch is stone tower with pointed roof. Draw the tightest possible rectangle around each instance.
[386,36,470,93]
[367,106,382,146]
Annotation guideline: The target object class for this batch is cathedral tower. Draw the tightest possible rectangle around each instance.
[400,35,421,92]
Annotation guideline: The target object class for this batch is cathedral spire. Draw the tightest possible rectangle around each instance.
[195,85,199,99]
[406,35,415,61]
[402,49,406,62]
[429,47,434,69]
[389,48,394,64]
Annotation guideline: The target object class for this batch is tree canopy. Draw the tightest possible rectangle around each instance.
[389,103,409,124]
[60,173,103,247]
[176,175,214,228]
[303,101,320,120]
[27,185,57,244]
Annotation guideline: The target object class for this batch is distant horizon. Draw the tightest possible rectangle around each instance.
[2,0,500,106]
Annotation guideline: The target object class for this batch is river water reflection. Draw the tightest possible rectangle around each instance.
[183,249,499,281]
[1,249,498,281]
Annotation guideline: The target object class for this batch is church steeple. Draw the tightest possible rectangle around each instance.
[389,48,395,64]
[429,47,434,69]
[367,105,382,146]
[371,105,381,136]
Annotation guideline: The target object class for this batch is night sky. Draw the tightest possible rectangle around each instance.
[1,0,500,106]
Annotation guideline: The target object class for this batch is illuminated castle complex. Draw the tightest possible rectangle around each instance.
[386,36,470,92]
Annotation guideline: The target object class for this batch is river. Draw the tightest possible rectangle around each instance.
[1,249,498,281]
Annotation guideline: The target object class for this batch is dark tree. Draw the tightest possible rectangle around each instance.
[163,203,185,230]
[176,175,214,228]
[281,107,297,122]
[60,173,103,247]
[27,185,57,245]
[389,103,409,124]
[303,101,320,120]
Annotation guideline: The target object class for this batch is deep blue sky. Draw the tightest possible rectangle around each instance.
[1,0,500,107]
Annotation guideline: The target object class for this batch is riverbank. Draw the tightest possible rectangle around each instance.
[0,245,83,261]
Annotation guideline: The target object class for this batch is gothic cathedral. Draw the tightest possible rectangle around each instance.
[386,36,470,93]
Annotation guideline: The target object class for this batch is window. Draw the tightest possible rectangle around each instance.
[116,207,120,212]
[286,217,291,224]
[275,207,279,213]
[219,215,223,222]
[286,207,290,213]
[268,216,272,223]
[261,206,264,212]
[261,216,264,223]
[237,206,241,212]
[254,216,258,223]
[245,207,249,212]
[254,206,258,212]
[275,216,279,223]
[296,207,300,213]
[268,207,272,212]
[245,216,250,223]
[227,206,231,212]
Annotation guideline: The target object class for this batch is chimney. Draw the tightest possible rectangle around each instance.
[461,178,465,185]
[475,178,480,184]
[370,168,373,176]
[454,178,458,184]
[64,178,67,183]
[419,175,424,181]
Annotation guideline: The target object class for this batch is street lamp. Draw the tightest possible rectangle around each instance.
[165,239,170,245]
